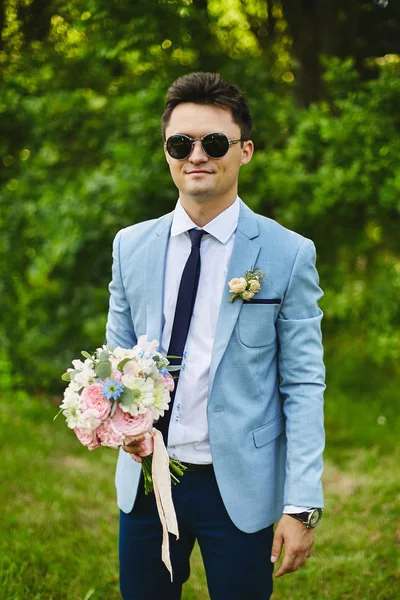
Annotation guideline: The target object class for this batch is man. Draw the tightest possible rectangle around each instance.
[106,72,325,600]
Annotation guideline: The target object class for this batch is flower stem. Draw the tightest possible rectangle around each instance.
[140,456,187,495]
[141,455,154,495]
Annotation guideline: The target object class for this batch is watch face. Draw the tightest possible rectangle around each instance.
[309,509,322,528]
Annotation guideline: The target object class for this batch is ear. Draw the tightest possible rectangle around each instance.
[240,140,254,166]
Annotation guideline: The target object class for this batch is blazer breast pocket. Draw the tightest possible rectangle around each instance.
[245,298,281,305]
[238,302,280,347]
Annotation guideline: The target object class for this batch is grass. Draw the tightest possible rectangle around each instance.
[1,356,399,599]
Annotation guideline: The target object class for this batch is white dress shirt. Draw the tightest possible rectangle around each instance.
[160,198,238,464]
[160,198,308,514]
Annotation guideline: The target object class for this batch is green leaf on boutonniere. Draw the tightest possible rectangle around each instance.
[81,350,92,360]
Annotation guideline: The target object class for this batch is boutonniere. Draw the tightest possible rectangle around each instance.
[228,267,266,303]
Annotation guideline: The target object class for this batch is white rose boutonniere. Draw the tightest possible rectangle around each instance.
[228,277,247,294]
[228,268,266,303]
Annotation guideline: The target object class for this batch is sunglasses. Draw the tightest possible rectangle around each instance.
[165,132,244,160]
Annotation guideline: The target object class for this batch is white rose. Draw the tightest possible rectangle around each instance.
[248,279,261,293]
[228,277,247,294]
[241,290,255,301]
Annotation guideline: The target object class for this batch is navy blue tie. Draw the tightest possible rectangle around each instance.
[157,228,205,442]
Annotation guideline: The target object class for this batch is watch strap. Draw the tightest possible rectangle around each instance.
[287,508,322,528]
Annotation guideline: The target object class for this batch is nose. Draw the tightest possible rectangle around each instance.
[188,140,209,163]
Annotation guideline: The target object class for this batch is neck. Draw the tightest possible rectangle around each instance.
[179,194,237,227]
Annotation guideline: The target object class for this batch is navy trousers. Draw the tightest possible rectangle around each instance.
[119,469,274,600]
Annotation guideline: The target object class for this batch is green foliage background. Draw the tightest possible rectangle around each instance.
[1,1,399,390]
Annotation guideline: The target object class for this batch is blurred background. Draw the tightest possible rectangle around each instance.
[0,1,399,598]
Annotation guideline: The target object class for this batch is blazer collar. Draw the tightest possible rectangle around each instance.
[236,199,259,240]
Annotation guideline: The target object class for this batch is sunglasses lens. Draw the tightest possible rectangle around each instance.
[166,135,192,159]
[202,133,230,158]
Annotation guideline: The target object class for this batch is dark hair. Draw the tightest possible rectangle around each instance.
[161,72,252,140]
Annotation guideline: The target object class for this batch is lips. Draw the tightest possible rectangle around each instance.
[186,170,213,174]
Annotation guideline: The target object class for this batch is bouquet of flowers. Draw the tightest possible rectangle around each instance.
[58,335,184,578]
[58,335,185,494]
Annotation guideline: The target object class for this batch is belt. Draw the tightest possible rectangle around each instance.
[179,461,214,472]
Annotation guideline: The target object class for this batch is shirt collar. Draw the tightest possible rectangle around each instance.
[170,197,240,245]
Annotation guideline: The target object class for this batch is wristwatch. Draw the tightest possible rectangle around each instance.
[288,508,323,529]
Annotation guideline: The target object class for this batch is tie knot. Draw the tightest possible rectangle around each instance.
[189,228,205,249]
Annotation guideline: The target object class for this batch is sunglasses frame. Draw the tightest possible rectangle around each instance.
[165,132,244,160]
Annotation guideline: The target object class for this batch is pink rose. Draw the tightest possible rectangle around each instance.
[81,384,110,421]
[97,419,125,449]
[74,427,101,451]
[111,405,153,440]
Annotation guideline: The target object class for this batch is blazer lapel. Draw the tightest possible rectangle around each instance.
[208,202,261,396]
[145,212,173,343]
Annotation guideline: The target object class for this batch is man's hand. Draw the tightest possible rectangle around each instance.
[122,434,148,463]
[270,514,314,578]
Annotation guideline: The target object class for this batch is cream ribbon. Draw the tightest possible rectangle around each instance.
[151,428,179,580]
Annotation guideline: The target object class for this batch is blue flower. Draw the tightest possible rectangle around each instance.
[160,368,168,376]
[102,379,124,401]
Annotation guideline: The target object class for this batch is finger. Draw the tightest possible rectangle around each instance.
[278,550,309,577]
[270,530,284,564]
[122,442,146,454]
[275,553,296,578]
[129,453,142,463]
[125,434,146,446]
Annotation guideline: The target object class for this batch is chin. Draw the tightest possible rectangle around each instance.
[185,184,214,197]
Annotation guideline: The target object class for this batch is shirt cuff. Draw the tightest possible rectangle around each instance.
[283,505,312,514]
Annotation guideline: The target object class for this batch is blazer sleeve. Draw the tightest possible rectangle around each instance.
[105,229,137,350]
[276,238,325,508]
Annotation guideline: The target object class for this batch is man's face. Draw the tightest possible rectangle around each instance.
[164,103,253,205]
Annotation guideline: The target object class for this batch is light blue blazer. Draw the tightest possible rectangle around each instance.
[106,200,325,533]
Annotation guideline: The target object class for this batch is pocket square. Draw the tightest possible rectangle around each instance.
[245,298,281,304]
